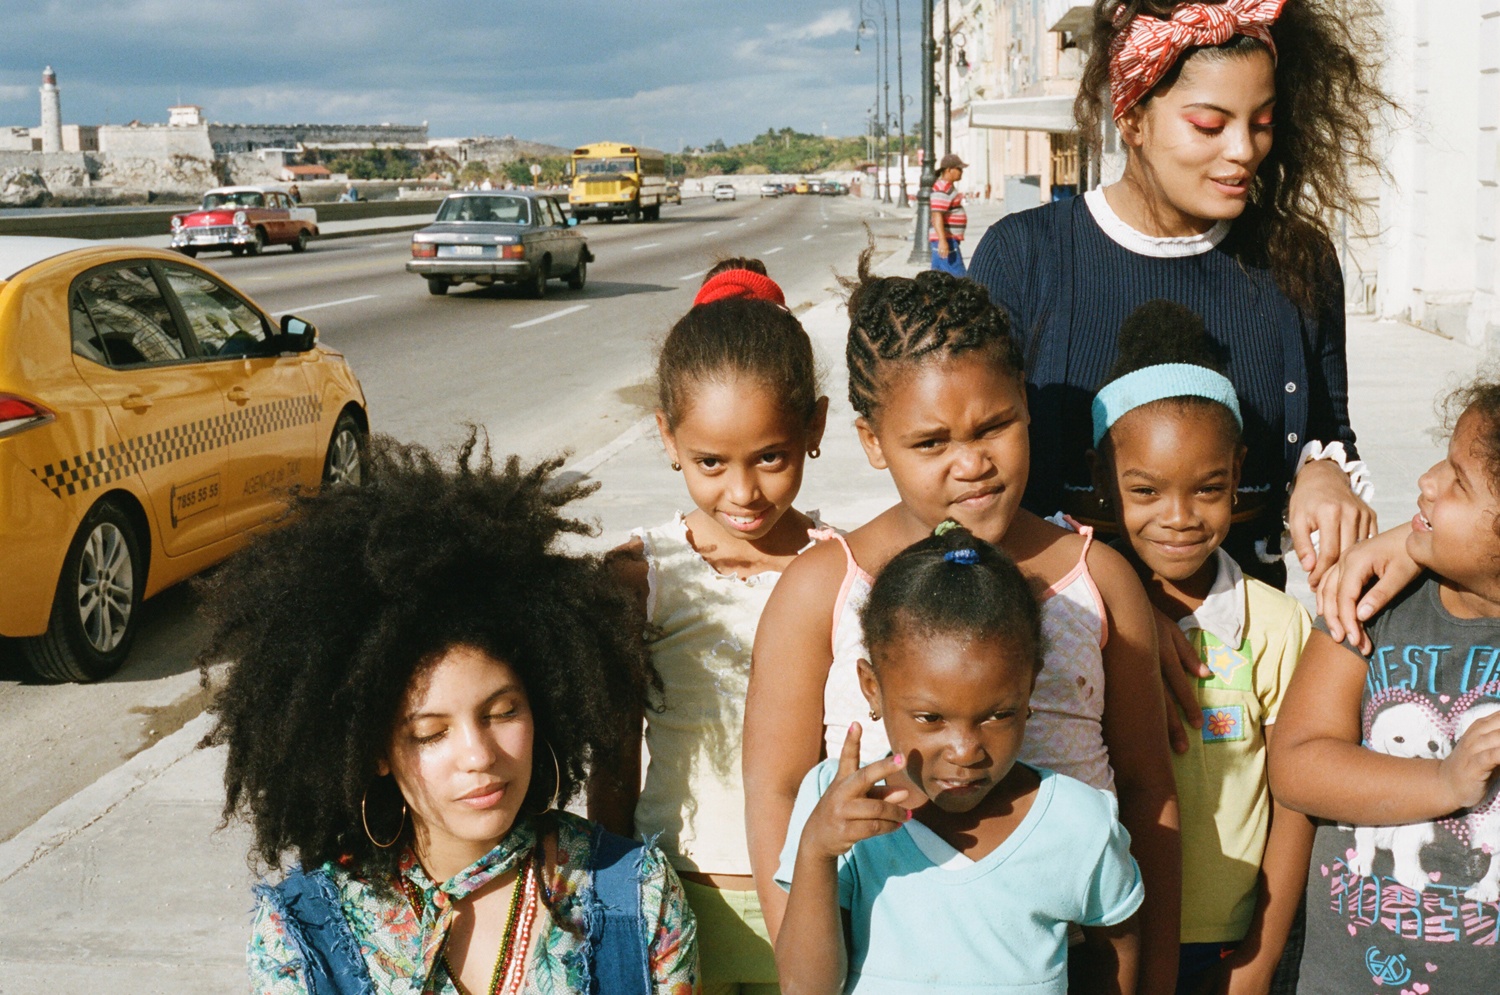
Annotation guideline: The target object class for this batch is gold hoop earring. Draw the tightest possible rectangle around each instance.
[868,708,880,721]
[670,462,681,472]
[531,738,562,813]
[362,788,406,849]
[808,448,821,459]
[1233,492,1240,506]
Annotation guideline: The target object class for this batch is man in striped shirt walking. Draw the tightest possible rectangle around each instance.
[929,153,969,276]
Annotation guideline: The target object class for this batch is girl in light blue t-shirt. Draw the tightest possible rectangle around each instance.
[774,523,1144,995]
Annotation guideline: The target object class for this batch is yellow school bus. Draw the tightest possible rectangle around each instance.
[568,142,667,222]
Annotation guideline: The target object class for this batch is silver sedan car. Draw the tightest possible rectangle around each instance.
[406,191,592,297]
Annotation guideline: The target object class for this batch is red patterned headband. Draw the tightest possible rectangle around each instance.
[1108,0,1286,120]
[692,269,787,308]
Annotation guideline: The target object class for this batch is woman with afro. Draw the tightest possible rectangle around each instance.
[202,435,698,995]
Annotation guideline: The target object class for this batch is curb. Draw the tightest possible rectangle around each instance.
[0,711,214,885]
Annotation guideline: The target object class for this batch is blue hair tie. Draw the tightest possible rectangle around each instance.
[944,549,979,565]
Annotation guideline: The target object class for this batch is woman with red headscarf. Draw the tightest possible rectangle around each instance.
[966,2,1393,992]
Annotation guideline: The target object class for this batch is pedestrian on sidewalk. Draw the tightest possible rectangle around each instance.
[589,259,827,995]
[744,254,1181,992]
[929,153,968,277]
[201,435,698,995]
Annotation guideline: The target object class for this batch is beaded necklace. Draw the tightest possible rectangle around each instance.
[403,848,540,995]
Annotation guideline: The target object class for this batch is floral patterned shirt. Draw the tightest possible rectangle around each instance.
[248,812,698,995]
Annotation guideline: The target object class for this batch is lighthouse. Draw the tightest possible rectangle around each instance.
[39,66,62,154]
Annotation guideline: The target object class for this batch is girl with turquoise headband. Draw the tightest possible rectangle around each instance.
[1089,300,1315,995]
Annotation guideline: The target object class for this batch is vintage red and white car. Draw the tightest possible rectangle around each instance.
[169,186,319,257]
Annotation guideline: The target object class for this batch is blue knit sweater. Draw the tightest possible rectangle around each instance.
[968,195,1357,581]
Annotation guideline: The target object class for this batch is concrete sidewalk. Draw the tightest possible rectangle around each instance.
[0,203,1482,993]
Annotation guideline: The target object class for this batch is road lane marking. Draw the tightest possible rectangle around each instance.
[802,235,814,241]
[564,414,657,479]
[678,270,707,281]
[274,294,378,315]
[631,243,661,251]
[511,304,590,328]
[737,222,747,227]
[763,247,784,255]
[701,230,720,237]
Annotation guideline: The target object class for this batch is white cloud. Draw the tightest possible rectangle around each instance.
[792,8,855,40]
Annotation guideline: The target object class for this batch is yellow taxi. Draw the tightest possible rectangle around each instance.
[0,237,368,681]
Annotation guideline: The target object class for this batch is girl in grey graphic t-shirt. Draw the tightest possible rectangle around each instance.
[1269,379,1500,994]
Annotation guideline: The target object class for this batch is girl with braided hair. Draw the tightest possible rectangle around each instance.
[743,255,1181,994]
[967,0,1392,756]
[205,434,698,995]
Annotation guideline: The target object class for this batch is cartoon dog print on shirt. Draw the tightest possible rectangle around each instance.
[1353,699,1453,891]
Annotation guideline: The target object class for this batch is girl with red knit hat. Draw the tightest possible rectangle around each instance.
[589,261,826,994]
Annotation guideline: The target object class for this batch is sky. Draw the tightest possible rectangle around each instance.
[0,1,926,150]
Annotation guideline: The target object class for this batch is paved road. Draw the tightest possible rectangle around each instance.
[0,192,914,842]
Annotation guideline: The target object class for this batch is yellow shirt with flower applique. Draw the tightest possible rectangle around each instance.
[1171,549,1312,944]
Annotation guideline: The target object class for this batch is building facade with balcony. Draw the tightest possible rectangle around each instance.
[936,1,1095,211]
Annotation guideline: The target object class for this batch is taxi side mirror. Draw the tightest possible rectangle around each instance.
[278,314,318,352]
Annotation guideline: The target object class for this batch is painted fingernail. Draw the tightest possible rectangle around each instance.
[892,753,905,767]
[905,809,913,820]
[849,722,859,733]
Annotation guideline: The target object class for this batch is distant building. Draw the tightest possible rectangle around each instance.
[168,105,204,127]
[935,1,1095,209]
[39,66,62,154]
[282,163,332,182]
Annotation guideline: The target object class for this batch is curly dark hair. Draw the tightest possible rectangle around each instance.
[860,522,1043,673]
[1442,375,1500,527]
[1077,0,1395,310]
[199,433,659,897]
[656,293,821,430]
[1100,299,1240,449]
[841,245,1024,419]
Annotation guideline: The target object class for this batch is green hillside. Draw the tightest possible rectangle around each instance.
[681,128,873,177]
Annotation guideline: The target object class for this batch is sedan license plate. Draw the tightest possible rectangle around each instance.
[450,244,485,257]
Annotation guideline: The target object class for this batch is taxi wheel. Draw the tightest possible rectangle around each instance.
[292,230,310,253]
[230,247,245,257]
[179,247,198,258]
[567,258,587,291]
[426,278,448,296]
[322,414,365,489]
[22,501,143,683]
[247,229,266,256]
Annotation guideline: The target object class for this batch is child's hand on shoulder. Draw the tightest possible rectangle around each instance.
[799,722,912,861]
[1440,709,1500,811]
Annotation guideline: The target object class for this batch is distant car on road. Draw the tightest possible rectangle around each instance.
[406,191,592,297]
[170,186,318,257]
[664,184,682,205]
[759,183,781,198]
[820,181,848,196]
[713,183,737,202]
[0,236,368,681]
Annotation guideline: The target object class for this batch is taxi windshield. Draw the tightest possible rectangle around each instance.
[574,157,637,175]
[202,191,266,209]
[435,196,531,224]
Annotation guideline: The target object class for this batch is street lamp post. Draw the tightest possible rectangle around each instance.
[856,15,884,203]
[908,0,935,263]
[943,0,952,156]
[881,2,892,203]
[895,0,909,208]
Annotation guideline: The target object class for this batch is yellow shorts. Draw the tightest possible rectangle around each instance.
[679,878,780,992]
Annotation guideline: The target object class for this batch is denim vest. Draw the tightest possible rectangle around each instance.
[260,828,648,995]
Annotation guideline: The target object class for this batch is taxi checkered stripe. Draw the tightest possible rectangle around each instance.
[30,393,323,499]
